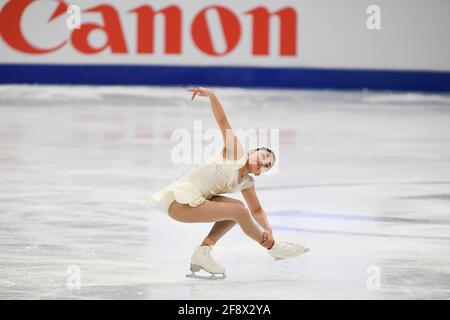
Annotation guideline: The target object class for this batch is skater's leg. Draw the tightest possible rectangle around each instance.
[201,221,236,246]
[201,196,241,246]
[168,199,265,245]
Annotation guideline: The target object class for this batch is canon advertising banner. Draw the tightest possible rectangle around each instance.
[0,0,449,90]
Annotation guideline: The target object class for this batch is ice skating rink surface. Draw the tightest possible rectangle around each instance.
[0,85,449,299]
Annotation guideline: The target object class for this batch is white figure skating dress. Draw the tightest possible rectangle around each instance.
[148,148,254,214]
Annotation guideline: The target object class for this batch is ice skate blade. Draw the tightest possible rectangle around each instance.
[185,272,226,280]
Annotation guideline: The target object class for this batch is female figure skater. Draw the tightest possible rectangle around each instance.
[149,87,308,279]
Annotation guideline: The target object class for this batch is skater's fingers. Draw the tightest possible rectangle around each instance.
[197,87,209,93]
[261,236,272,248]
[261,230,274,248]
[262,240,272,249]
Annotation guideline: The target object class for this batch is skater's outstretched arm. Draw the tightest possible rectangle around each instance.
[188,87,244,160]
[241,185,273,246]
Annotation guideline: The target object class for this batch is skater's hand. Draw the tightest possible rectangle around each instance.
[187,87,215,101]
[261,229,274,249]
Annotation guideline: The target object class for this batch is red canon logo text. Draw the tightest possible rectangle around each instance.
[0,0,297,56]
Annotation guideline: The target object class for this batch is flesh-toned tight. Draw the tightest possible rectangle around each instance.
[168,195,266,246]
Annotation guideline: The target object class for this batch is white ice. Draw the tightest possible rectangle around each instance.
[0,85,449,299]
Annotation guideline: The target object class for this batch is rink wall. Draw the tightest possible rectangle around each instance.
[0,0,449,92]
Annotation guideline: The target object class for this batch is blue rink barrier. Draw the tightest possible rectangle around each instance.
[0,64,449,92]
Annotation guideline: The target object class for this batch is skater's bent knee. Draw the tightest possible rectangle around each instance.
[233,205,251,222]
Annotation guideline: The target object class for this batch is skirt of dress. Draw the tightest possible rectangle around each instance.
[148,180,207,214]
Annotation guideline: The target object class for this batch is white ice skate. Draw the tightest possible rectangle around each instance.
[185,245,226,280]
[268,240,309,261]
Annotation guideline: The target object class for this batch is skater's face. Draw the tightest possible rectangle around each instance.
[248,149,274,176]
